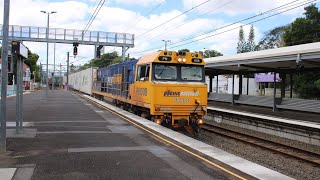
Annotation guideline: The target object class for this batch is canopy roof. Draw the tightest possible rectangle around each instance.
[205,42,320,75]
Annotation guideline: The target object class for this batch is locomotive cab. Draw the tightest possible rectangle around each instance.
[130,50,207,130]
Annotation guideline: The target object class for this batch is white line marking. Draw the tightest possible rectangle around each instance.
[6,122,29,127]
[37,131,111,134]
[208,106,320,129]
[0,168,16,180]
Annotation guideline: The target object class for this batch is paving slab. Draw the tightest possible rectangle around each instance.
[0,91,239,180]
[0,168,16,180]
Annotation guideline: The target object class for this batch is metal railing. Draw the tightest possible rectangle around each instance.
[0,25,134,47]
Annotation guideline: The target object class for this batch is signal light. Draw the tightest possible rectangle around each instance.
[73,42,79,57]
[73,46,78,56]
[96,45,104,59]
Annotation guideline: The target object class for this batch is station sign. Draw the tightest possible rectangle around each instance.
[11,41,28,59]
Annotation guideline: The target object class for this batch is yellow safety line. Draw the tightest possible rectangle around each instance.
[79,93,247,180]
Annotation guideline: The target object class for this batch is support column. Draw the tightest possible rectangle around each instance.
[290,74,293,98]
[280,73,286,98]
[209,76,213,93]
[16,57,23,132]
[239,74,243,95]
[273,72,277,112]
[67,52,70,87]
[247,74,249,95]
[122,46,125,61]
[19,58,23,131]
[60,63,62,87]
[16,56,21,133]
[94,44,97,58]
[216,75,219,93]
[232,74,235,105]
[1,0,11,152]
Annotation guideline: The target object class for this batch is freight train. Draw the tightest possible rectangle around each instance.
[67,50,207,133]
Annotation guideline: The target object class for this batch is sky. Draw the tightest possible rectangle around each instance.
[0,0,319,69]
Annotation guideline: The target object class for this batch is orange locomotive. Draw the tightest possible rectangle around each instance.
[92,50,207,133]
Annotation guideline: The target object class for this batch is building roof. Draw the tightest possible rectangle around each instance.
[204,42,320,75]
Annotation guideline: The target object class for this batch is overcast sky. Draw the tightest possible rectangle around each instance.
[0,0,319,68]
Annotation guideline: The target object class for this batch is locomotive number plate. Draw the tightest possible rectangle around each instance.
[174,98,190,103]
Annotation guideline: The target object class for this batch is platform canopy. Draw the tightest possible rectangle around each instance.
[204,42,320,75]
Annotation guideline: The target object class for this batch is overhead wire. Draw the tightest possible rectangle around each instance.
[132,0,313,56]
[170,0,305,46]
[82,0,100,31]
[141,0,236,42]
[63,0,106,65]
[82,0,106,39]
[123,0,167,32]
[169,0,316,49]
[136,0,212,38]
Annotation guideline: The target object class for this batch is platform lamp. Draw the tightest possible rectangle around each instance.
[41,10,57,97]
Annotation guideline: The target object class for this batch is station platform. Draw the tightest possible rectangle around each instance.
[0,91,293,179]
[208,100,320,124]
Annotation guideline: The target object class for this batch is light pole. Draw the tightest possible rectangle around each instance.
[53,42,56,92]
[0,0,10,152]
[162,40,170,51]
[41,10,57,97]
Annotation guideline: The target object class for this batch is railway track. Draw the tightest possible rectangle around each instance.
[201,123,320,167]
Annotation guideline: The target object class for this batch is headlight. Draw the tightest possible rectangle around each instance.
[182,58,186,63]
[178,58,182,62]
[197,119,203,124]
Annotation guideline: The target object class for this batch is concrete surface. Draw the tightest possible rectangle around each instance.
[0,91,245,180]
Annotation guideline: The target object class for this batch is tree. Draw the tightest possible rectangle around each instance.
[315,79,320,91]
[256,26,287,50]
[293,72,320,99]
[34,64,41,82]
[282,4,320,99]
[178,49,190,52]
[203,49,223,58]
[79,51,122,70]
[25,51,40,81]
[246,25,256,52]
[237,26,246,53]
[283,4,320,46]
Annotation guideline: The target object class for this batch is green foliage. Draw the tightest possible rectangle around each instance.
[237,25,256,53]
[315,79,320,91]
[79,51,122,71]
[247,25,255,52]
[24,51,40,82]
[203,49,223,58]
[237,26,246,53]
[178,49,190,52]
[34,64,41,82]
[282,4,320,99]
[293,72,320,99]
[283,4,320,46]
[256,26,287,50]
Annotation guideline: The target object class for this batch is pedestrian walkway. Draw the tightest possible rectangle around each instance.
[0,91,241,179]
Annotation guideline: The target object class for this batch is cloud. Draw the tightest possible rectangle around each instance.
[114,0,164,6]
[0,0,312,67]
[0,0,89,27]
[182,0,309,16]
